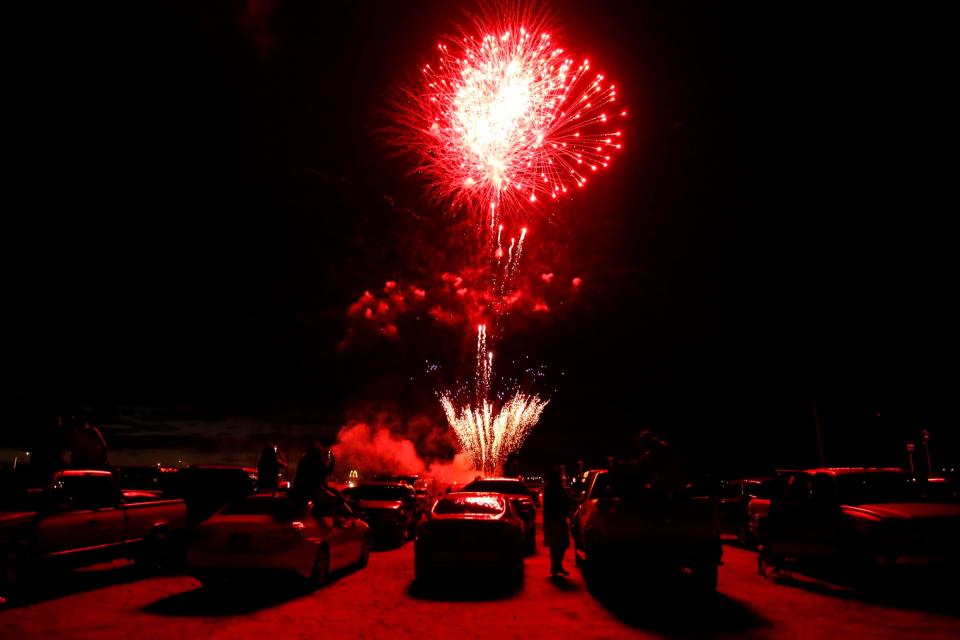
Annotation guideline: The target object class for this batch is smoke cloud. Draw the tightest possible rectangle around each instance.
[332,412,478,485]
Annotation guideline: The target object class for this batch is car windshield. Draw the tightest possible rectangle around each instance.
[462,480,529,496]
[836,473,925,505]
[434,495,504,515]
[746,480,775,499]
[352,485,409,501]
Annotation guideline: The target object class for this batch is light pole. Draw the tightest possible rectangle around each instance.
[921,429,932,478]
[906,443,916,477]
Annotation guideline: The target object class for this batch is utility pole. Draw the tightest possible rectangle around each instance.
[921,429,932,478]
[813,402,825,467]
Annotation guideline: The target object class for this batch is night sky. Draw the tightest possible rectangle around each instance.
[3,2,955,476]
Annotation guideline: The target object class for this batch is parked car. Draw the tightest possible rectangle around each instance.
[761,467,960,580]
[522,475,544,506]
[188,491,370,589]
[571,465,722,593]
[570,469,606,505]
[414,492,525,585]
[460,477,537,553]
[177,464,257,525]
[342,482,418,545]
[1,470,187,598]
[719,477,775,547]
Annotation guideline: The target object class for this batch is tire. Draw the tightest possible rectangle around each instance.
[737,523,755,549]
[1,547,25,601]
[509,558,525,586]
[198,574,230,591]
[525,527,537,555]
[357,536,371,568]
[136,530,171,572]
[414,559,433,585]
[692,564,719,595]
[307,546,330,589]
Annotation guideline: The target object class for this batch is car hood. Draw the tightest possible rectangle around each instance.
[358,500,403,511]
[844,502,960,520]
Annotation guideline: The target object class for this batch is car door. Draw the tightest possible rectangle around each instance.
[36,474,124,559]
[803,473,843,559]
[767,472,812,557]
[719,481,743,533]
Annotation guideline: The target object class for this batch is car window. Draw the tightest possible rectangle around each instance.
[755,479,776,500]
[721,482,742,498]
[783,474,813,506]
[53,475,118,510]
[433,495,505,515]
[835,472,924,505]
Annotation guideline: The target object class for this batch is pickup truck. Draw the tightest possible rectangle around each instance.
[1,469,187,597]
[571,465,722,593]
[760,467,960,580]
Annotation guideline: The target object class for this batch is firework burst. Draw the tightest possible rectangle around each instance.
[386,6,624,474]
[394,12,625,230]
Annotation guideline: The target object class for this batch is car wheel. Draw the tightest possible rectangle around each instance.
[736,524,749,548]
[510,558,525,586]
[692,563,719,595]
[136,530,170,572]
[525,527,537,555]
[198,574,230,591]
[414,559,433,585]
[308,546,330,589]
[357,536,371,568]
[0,547,25,601]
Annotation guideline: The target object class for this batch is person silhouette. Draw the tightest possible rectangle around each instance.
[257,445,287,491]
[543,467,571,577]
[67,416,110,470]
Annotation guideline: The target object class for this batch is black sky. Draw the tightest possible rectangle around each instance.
[3,1,955,475]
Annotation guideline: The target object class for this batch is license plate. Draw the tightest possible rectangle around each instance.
[433,551,497,564]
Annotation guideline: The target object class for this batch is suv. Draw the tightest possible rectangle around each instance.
[761,468,960,578]
[460,477,537,553]
[571,465,721,593]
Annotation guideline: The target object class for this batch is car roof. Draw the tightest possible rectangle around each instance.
[357,481,414,488]
[187,465,257,473]
[776,467,906,477]
[725,477,773,483]
[56,470,113,478]
[469,477,523,483]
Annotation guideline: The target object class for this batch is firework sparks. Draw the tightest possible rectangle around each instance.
[395,15,626,229]
[439,323,548,475]
[384,7,624,473]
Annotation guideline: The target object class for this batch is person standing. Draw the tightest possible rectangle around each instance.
[68,416,110,470]
[542,467,570,577]
[257,444,286,491]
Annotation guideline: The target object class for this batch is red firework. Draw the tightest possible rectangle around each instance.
[394,10,626,229]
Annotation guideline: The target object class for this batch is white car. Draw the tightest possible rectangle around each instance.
[188,491,371,589]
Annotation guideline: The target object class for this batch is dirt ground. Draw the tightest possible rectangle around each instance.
[2,523,959,639]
